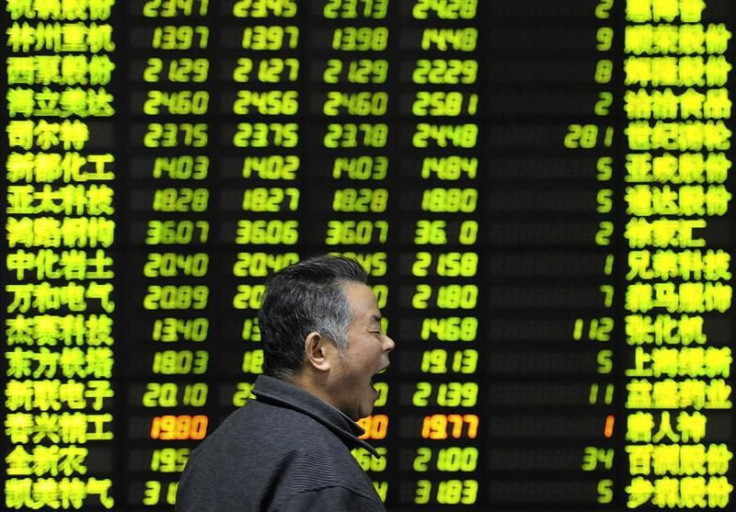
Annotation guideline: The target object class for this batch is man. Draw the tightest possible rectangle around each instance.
[177,255,394,511]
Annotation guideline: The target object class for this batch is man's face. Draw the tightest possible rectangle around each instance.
[329,281,395,421]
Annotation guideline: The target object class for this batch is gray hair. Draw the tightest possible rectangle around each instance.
[258,255,368,379]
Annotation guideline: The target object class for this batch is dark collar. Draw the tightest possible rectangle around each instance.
[252,375,379,457]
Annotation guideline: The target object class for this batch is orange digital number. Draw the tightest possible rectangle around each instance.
[150,414,208,440]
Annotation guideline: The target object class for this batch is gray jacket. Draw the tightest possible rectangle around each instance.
[176,375,386,511]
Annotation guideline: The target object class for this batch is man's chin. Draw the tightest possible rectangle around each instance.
[358,401,375,421]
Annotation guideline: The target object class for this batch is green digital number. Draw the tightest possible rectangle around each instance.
[152,156,209,180]
[143,285,209,310]
[144,91,210,115]
[144,252,209,277]
[332,156,388,180]
[323,59,389,84]
[332,188,388,212]
[150,448,191,473]
[143,0,209,17]
[242,349,265,373]
[233,285,267,310]
[413,0,478,19]
[242,26,299,50]
[143,58,210,83]
[145,220,210,245]
[437,447,478,472]
[233,0,297,17]
[324,123,388,148]
[152,317,209,342]
[325,220,389,245]
[152,188,209,212]
[143,123,208,148]
[152,350,209,375]
[413,59,478,84]
[242,187,300,212]
[235,220,299,245]
[152,25,209,50]
[421,188,478,213]
[233,123,299,147]
[332,27,389,51]
[323,91,389,116]
[324,0,389,19]
[242,155,299,179]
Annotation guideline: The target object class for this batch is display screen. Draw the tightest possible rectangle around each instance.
[2,0,735,510]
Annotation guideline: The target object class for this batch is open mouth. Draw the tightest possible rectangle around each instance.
[370,365,389,394]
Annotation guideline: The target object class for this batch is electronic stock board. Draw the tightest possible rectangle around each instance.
[2,0,736,510]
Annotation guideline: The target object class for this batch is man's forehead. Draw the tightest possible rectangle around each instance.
[342,281,379,311]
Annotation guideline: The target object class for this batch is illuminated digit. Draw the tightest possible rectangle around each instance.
[596,27,614,51]
[595,59,613,84]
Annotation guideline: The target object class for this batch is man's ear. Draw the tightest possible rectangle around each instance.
[304,332,335,371]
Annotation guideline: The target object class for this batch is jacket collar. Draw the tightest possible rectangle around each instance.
[252,375,379,457]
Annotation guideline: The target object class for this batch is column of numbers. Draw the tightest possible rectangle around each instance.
[228,0,301,406]
[133,0,213,507]
[406,0,481,507]
[317,0,392,501]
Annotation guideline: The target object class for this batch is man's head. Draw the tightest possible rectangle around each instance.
[259,255,394,419]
